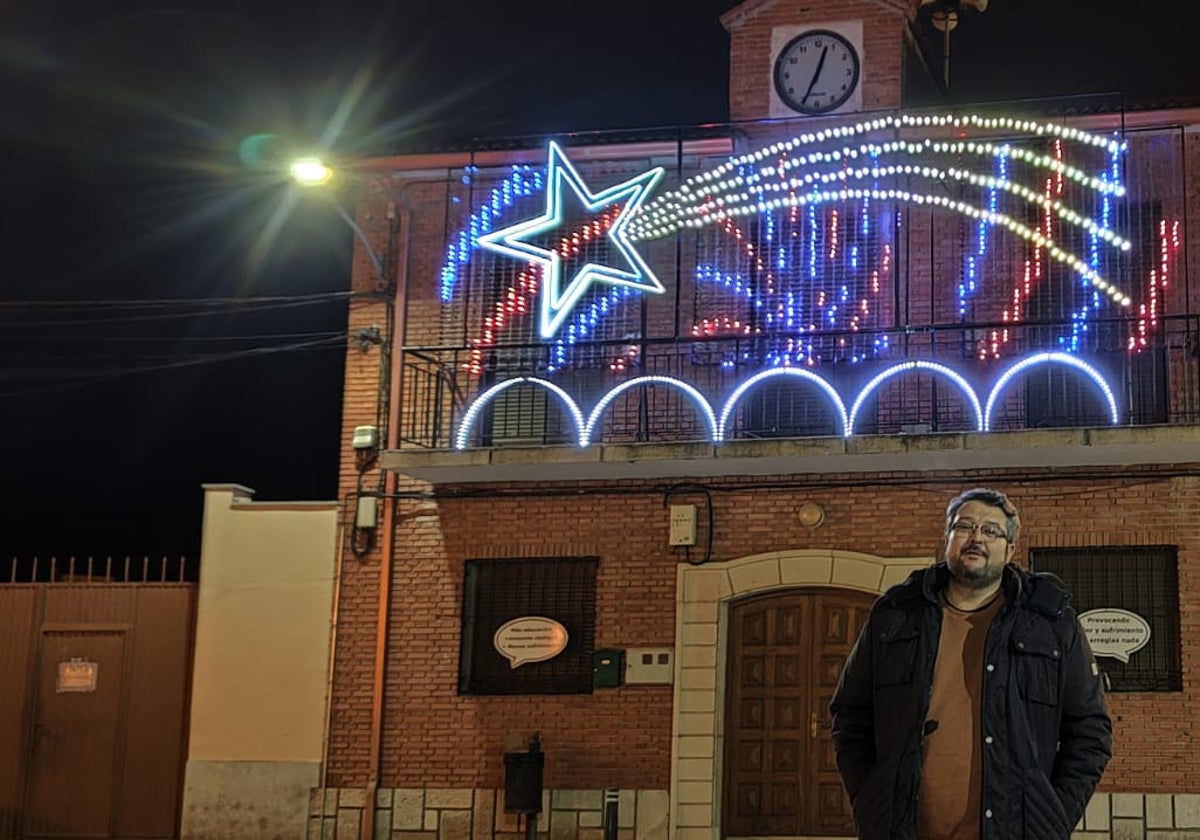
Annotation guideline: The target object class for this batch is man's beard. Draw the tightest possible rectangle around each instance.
[950,548,1004,590]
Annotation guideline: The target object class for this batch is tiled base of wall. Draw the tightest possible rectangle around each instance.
[1075,793,1200,839]
[306,788,668,840]
[306,789,1200,839]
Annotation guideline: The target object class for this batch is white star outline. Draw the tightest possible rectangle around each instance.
[477,141,667,338]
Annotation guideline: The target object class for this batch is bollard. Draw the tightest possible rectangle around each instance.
[602,787,619,840]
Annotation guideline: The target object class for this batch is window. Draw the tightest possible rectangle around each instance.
[458,556,598,695]
[1030,545,1181,692]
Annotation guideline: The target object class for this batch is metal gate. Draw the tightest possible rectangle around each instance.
[0,557,196,840]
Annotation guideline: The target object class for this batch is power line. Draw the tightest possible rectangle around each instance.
[0,334,348,400]
[3,295,352,328]
[0,291,354,309]
[0,329,346,344]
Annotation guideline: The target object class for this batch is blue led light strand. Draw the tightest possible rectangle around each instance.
[440,166,542,302]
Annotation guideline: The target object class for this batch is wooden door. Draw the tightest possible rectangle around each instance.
[24,631,126,838]
[723,590,872,837]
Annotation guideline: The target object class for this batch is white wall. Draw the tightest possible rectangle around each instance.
[181,483,338,840]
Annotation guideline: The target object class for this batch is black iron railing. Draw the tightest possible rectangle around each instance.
[397,314,1200,449]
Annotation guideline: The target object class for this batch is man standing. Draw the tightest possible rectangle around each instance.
[830,488,1111,840]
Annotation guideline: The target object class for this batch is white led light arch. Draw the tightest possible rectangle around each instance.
[454,376,586,450]
[983,352,1119,432]
[716,368,849,442]
[453,352,1120,449]
[847,360,984,436]
[582,376,717,447]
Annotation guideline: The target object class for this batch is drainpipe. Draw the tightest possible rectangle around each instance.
[361,202,408,840]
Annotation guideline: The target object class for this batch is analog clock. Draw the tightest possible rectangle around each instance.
[773,29,861,116]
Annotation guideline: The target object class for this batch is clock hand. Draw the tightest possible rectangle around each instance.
[802,46,829,105]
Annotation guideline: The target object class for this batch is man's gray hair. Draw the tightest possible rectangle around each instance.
[945,487,1021,543]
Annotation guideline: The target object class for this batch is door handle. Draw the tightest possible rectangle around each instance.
[32,722,49,751]
[810,711,818,739]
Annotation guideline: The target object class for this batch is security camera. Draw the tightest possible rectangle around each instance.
[352,425,379,451]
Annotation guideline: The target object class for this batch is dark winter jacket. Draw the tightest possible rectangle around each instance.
[829,562,1112,840]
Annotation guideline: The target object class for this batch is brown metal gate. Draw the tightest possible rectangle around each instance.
[0,559,195,840]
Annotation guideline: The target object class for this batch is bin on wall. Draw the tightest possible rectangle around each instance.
[503,733,544,814]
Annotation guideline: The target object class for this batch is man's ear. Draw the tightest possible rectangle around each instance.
[1006,541,1016,563]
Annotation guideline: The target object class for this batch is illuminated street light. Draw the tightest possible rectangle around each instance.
[289,157,333,186]
[288,156,383,275]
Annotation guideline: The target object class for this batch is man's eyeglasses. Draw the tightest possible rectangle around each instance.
[949,520,1009,541]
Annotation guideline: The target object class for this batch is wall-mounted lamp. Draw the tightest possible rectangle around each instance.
[798,501,826,529]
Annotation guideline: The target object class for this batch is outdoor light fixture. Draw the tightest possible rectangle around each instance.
[284,155,385,277]
[289,157,333,186]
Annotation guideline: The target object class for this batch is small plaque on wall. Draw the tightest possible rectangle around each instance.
[493,616,569,669]
[57,659,98,693]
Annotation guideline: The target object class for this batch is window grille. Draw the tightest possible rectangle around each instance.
[459,556,598,695]
[1030,545,1180,692]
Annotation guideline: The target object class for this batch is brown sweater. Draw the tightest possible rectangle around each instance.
[917,594,1003,840]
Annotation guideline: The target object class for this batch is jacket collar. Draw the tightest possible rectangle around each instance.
[887,562,1069,618]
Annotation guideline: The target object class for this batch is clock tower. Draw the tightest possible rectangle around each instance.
[721,0,916,122]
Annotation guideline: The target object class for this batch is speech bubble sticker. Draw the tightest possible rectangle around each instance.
[1079,608,1151,664]
[493,616,569,669]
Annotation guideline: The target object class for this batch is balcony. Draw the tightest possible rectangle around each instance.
[376,102,1200,482]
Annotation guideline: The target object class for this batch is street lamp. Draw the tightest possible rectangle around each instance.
[288,156,383,277]
[289,157,333,186]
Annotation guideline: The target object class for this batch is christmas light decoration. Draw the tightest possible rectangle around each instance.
[633,113,1124,228]
[453,353,1120,448]
[435,112,1156,400]
[983,352,1118,431]
[716,368,849,441]
[478,141,666,338]
[582,376,717,446]
[630,169,1129,307]
[454,376,586,450]
[657,183,1128,306]
[847,360,984,434]
[441,166,543,302]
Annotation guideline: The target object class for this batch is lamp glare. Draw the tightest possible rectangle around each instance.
[290,157,333,186]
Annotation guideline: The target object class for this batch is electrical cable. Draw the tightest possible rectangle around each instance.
[3,296,351,328]
[0,334,347,399]
[0,329,346,344]
[0,291,354,309]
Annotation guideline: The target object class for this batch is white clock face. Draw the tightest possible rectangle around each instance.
[773,30,861,115]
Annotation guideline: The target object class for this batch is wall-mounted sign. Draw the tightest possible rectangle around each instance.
[493,616,569,669]
[1079,608,1152,663]
[56,658,98,693]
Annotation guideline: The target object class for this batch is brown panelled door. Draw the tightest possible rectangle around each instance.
[723,589,873,837]
[24,631,126,839]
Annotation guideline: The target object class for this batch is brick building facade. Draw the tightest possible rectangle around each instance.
[313,1,1200,838]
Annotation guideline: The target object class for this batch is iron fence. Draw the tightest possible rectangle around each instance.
[398,313,1200,449]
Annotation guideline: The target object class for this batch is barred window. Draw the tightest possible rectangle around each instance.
[458,556,598,695]
[1030,545,1181,692]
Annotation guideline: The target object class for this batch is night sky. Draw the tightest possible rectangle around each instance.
[2,1,1197,560]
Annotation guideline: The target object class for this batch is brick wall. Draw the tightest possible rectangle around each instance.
[324,466,1200,794]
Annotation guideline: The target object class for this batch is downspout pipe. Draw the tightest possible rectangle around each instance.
[361,203,409,840]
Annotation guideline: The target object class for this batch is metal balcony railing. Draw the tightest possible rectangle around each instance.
[396,314,1200,450]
